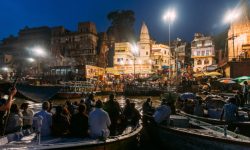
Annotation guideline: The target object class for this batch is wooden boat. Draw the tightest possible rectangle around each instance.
[178,110,250,137]
[143,114,250,150]
[56,81,96,99]
[124,84,164,96]
[0,124,142,150]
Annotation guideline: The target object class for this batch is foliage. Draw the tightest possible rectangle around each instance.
[107,10,136,43]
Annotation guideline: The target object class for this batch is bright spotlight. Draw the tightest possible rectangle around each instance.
[27,58,35,62]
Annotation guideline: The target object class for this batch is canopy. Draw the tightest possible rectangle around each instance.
[219,79,236,84]
[234,76,250,82]
[180,92,196,101]
[204,72,222,76]
[193,72,204,78]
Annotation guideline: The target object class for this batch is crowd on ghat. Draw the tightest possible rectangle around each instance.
[0,91,141,139]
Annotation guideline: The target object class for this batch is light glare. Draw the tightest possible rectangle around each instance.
[163,9,176,22]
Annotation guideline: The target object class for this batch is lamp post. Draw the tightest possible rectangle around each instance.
[163,9,176,79]
[224,9,240,60]
[30,46,46,77]
[132,44,139,80]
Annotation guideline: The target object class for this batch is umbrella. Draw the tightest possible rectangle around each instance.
[219,79,236,84]
[193,72,205,78]
[204,72,222,76]
[180,92,196,101]
[234,76,250,82]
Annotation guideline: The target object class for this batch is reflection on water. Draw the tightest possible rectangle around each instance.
[13,95,161,112]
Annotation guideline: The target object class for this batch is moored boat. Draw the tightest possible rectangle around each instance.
[178,110,250,137]
[56,81,96,99]
[0,124,142,150]
[143,114,250,150]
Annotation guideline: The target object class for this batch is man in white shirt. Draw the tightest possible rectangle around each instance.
[33,101,52,137]
[89,100,111,139]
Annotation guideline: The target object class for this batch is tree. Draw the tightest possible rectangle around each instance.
[107,10,136,43]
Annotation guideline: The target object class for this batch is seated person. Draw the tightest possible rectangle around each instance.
[153,100,171,124]
[182,99,194,114]
[89,100,111,139]
[142,98,154,115]
[70,104,88,137]
[193,99,204,117]
[129,103,141,126]
[21,102,34,130]
[33,101,52,137]
[52,106,70,136]
[6,104,23,134]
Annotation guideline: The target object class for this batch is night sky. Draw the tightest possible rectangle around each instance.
[0,0,244,42]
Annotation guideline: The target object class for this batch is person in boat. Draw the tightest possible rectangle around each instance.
[0,88,17,135]
[103,94,122,136]
[243,81,249,104]
[85,93,95,114]
[123,99,132,118]
[66,100,76,116]
[5,104,23,134]
[142,98,154,125]
[220,97,239,131]
[70,104,89,137]
[129,103,141,126]
[142,98,154,115]
[182,99,194,114]
[33,101,52,137]
[153,99,171,125]
[89,100,111,139]
[52,105,70,136]
[235,91,244,107]
[193,98,204,117]
[20,102,34,130]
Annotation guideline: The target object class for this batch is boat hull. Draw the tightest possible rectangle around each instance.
[55,92,82,99]
[179,111,250,137]
[143,115,250,150]
[1,125,142,150]
[146,125,250,150]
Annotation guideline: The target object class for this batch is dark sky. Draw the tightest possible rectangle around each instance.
[0,0,244,42]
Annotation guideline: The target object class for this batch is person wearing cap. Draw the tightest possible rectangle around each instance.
[89,99,111,139]
[243,81,249,104]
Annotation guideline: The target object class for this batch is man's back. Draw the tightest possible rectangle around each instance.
[223,103,237,122]
[153,105,171,124]
[34,110,52,137]
[89,108,111,138]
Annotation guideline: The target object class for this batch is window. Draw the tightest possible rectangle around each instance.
[201,51,205,56]
[146,51,148,55]
[197,59,202,65]
[117,58,123,62]
[204,59,209,64]
[197,51,200,56]
[206,50,210,56]
[164,51,166,54]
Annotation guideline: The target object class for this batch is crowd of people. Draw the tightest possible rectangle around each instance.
[0,93,141,140]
